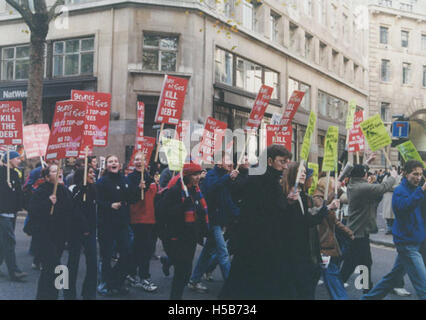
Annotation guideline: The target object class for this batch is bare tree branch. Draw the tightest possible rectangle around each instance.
[5,0,34,28]
[48,0,65,22]
[33,0,47,14]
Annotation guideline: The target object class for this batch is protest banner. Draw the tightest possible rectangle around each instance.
[45,100,86,213]
[135,101,145,149]
[71,90,111,156]
[266,124,292,151]
[23,124,50,159]
[246,85,274,129]
[161,137,188,172]
[397,140,423,163]
[296,111,316,190]
[348,110,365,156]
[0,100,23,146]
[129,136,156,170]
[322,126,339,172]
[278,90,305,129]
[308,162,319,196]
[346,100,357,130]
[174,120,191,142]
[154,75,189,161]
[198,117,227,164]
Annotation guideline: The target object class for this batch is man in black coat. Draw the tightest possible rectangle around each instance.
[219,145,293,300]
[0,151,27,281]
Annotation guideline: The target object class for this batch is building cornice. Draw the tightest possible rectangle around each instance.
[369,5,426,22]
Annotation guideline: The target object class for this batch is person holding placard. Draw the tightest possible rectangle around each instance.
[96,155,132,297]
[340,153,398,293]
[28,165,72,299]
[0,151,26,282]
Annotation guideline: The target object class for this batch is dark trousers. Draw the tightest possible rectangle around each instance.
[98,222,131,290]
[0,216,18,277]
[65,233,98,300]
[291,261,321,300]
[340,237,373,290]
[36,236,65,300]
[130,224,156,280]
[163,229,197,300]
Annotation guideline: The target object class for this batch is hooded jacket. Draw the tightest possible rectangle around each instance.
[0,165,23,214]
[392,178,425,245]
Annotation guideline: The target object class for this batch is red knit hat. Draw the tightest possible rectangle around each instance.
[182,162,203,176]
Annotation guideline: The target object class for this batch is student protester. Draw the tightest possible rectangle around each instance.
[127,152,158,292]
[158,162,208,300]
[65,167,98,300]
[96,155,132,296]
[159,166,176,189]
[188,151,239,293]
[284,162,339,300]
[88,156,100,180]
[65,158,84,187]
[340,153,398,292]
[362,160,426,300]
[0,151,27,282]
[28,165,72,299]
[220,145,293,300]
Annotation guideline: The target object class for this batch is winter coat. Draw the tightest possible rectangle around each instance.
[0,165,23,214]
[381,175,402,220]
[347,176,395,238]
[28,182,73,243]
[69,184,97,237]
[201,165,239,227]
[392,178,425,245]
[220,166,293,300]
[96,172,132,227]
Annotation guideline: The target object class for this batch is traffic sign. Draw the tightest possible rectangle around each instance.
[392,121,409,138]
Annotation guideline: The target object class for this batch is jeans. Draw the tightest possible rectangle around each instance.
[130,224,156,280]
[190,225,230,283]
[98,222,131,290]
[0,216,19,276]
[321,259,348,300]
[386,219,394,233]
[65,233,98,300]
[361,243,426,300]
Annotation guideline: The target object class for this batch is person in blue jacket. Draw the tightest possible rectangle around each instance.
[362,160,426,300]
[96,155,132,296]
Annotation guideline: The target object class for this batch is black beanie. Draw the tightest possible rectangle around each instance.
[350,164,368,178]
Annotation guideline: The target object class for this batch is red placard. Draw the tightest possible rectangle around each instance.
[246,85,274,129]
[129,136,156,170]
[23,124,50,159]
[266,125,292,152]
[155,75,188,125]
[348,111,365,153]
[198,117,228,164]
[174,120,191,142]
[71,90,111,157]
[0,101,23,146]
[278,90,305,128]
[135,101,145,148]
[45,100,86,161]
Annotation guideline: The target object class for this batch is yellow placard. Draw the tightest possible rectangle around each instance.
[322,126,339,172]
[346,100,357,130]
[161,137,187,171]
[308,162,319,196]
[360,114,391,152]
[300,111,317,161]
[397,141,424,164]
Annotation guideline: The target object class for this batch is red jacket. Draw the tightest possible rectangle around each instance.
[130,183,158,224]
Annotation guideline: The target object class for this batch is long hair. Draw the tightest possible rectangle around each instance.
[282,161,300,196]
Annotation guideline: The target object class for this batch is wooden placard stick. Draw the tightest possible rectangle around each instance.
[382,148,393,170]
[294,159,305,192]
[141,153,145,200]
[356,152,360,165]
[180,168,189,197]
[50,159,62,215]
[324,171,331,202]
[154,123,165,163]
[236,132,251,171]
[83,146,89,202]
[6,148,11,189]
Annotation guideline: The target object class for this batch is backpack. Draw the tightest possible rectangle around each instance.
[154,187,170,240]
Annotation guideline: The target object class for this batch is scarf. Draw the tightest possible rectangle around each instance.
[180,179,208,224]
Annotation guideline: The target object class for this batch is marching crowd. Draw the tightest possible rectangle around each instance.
[0,144,425,300]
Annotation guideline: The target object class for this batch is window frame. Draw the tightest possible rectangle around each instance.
[142,33,179,72]
[380,26,389,45]
[401,30,409,48]
[381,59,391,82]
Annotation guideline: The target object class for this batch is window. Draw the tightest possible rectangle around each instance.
[380,102,390,121]
[402,62,411,84]
[305,33,313,60]
[289,22,298,51]
[401,30,409,48]
[142,34,178,72]
[319,42,327,67]
[242,1,254,31]
[215,48,233,85]
[53,37,94,77]
[423,66,426,87]
[332,50,339,74]
[422,34,426,51]
[317,90,347,122]
[1,45,30,80]
[381,59,391,82]
[354,64,359,84]
[304,0,312,16]
[264,69,279,99]
[236,57,262,94]
[400,2,413,12]
[379,0,392,7]
[380,26,389,44]
[269,12,280,42]
[288,78,311,111]
[217,0,233,18]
